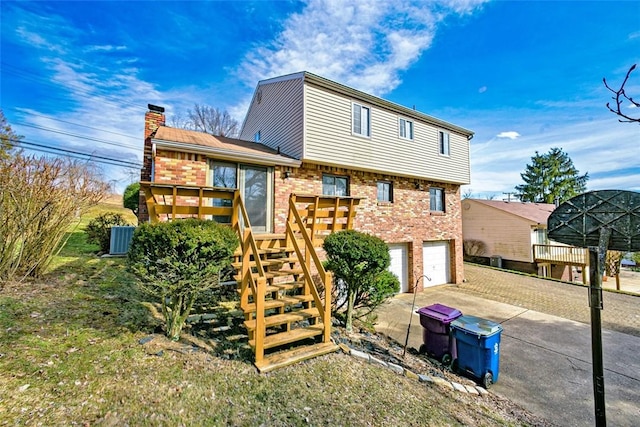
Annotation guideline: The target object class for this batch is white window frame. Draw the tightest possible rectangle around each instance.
[352,103,371,138]
[377,181,393,202]
[399,118,413,140]
[439,131,450,156]
[430,187,445,212]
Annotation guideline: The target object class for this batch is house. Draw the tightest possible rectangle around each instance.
[141,72,474,291]
[461,199,587,280]
[138,72,474,370]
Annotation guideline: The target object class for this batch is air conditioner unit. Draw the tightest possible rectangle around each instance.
[109,226,136,255]
[490,255,502,268]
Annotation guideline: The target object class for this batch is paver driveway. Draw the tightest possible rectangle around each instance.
[374,264,640,427]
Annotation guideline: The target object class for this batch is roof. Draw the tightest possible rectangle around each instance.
[467,199,556,224]
[152,126,301,167]
[256,71,474,138]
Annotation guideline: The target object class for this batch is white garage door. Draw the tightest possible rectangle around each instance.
[388,243,409,293]
[422,241,450,287]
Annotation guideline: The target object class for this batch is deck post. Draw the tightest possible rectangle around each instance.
[254,276,266,364]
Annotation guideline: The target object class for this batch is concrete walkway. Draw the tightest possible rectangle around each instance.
[374,264,640,427]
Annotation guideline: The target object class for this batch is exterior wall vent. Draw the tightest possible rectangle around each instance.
[490,255,502,268]
[109,226,136,255]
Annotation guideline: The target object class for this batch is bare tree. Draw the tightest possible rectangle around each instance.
[174,104,240,137]
[603,64,639,123]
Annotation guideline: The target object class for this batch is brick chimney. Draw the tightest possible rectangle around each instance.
[139,104,165,222]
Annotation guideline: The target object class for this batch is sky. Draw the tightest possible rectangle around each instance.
[1,0,639,197]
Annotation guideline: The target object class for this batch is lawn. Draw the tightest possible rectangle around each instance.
[0,199,542,426]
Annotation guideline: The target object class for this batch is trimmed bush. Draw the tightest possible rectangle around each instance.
[323,230,399,331]
[85,212,130,253]
[127,219,239,340]
[123,182,140,218]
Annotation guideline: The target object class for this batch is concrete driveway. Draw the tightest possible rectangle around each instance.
[374,267,640,427]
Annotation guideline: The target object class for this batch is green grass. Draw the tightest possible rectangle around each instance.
[0,201,535,426]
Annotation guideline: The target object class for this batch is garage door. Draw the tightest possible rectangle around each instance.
[388,243,409,293]
[422,241,450,287]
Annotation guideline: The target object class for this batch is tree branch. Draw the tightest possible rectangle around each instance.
[603,64,639,123]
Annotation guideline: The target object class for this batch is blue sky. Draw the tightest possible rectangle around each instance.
[1,0,639,196]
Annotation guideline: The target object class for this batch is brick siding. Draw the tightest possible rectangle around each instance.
[145,143,465,288]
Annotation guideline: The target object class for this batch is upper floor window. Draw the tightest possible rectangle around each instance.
[439,131,450,156]
[430,187,445,212]
[399,118,413,140]
[377,181,393,202]
[254,131,261,142]
[323,174,349,196]
[352,103,371,137]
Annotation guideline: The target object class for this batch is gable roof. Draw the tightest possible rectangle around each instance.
[468,199,556,224]
[254,71,474,138]
[152,126,301,167]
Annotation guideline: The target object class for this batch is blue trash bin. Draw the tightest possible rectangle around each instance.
[451,315,503,388]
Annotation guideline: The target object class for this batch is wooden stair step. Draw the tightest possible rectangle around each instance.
[244,294,314,313]
[234,270,304,282]
[249,324,325,349]
[231,257,299,269]
[233,247,294,257]
[273,281,304,291]
[244,307,320,331]
[254,341,339,373]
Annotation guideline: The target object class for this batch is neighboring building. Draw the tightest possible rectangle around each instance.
[140,71,474,292]
[461,199,584,280]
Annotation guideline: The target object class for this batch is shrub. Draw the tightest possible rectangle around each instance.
[0,154,108,280]
[85,212,130,254]
[123,182,140,219]
[127,219,239,340]
[323,230,399,331]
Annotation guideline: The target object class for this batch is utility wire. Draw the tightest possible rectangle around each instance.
[14,144,141,169]
[14,109,140,140]
[1,62,150,113]
[13,121,140,150]
[9,138,141,168]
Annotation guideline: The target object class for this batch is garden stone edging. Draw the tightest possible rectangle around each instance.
[338,343,490,397]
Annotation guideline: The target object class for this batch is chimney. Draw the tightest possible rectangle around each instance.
[139,104,166,223]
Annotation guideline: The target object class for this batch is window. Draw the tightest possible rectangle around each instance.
[322,174,349,196]
[377,181,393,202]
[399,118,413,140]
[352,103,370,137]
[211,162,237,222]
[430,188,445,212]
[439,131,450,156]
[534,228,548,245]
[254,131,261,142]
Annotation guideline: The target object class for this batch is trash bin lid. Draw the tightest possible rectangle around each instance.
[451,315,502,337]
[416,303,462,322]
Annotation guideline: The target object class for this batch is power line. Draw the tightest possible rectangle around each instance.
[13,121,140,150]
[14,109,139,140]
[1,62,151,114]
[9,138,141,169]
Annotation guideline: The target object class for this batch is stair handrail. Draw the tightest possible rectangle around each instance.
[286,196,332,338]
[232,191,267,362]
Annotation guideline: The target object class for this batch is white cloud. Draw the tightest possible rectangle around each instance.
[496,131,520,139]
[85,45,127,52]
[237,0,489,96]
[478,86,487,93]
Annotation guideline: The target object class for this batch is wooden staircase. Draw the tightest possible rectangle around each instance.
[140,182,360,372]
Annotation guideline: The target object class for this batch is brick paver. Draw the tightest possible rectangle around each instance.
[455,264,640,337]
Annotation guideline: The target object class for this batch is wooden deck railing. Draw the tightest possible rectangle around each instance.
[533,244,588,266]
[140,181,269,362]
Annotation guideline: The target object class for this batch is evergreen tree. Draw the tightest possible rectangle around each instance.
[515,148,588,204]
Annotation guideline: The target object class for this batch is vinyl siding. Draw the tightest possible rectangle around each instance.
[461,200,536,262]
[303,83,470,184]
[240,77,305,159]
